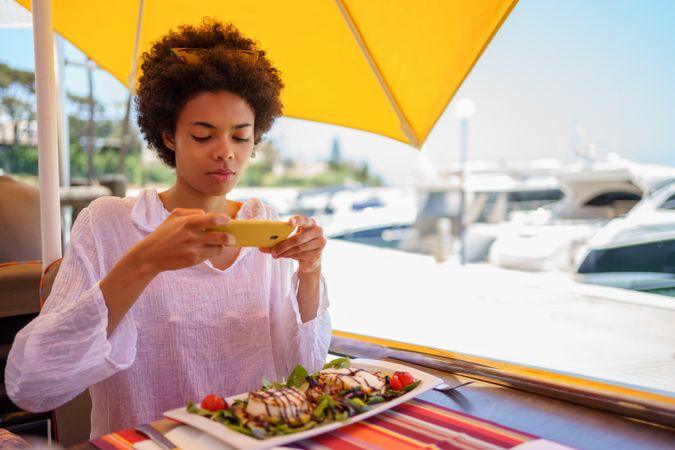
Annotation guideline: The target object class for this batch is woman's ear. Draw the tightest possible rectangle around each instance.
[162,132,176,151]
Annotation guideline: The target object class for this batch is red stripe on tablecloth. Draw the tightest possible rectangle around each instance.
[305,430,373,449]
[387,407,514,447]
[415,398,538,440]
[115,429,146,443]
[395,402,523,448]
[434,438,487,450]
[91,434,134,450]
[300,419,497,450]
[394,401,529,447]
[90,428,146,450]
[89,438,124,450]
[366,412,509,450]
[365,414,443,444]
[339,421,433,449]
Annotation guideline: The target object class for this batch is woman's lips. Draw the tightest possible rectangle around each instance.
[208,170,236,182]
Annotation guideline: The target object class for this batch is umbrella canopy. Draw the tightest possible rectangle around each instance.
[20,0,517,266]
[18,0,516,148]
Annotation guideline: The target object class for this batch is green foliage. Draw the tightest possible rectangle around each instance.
[329,136,342,170]
[322,357,351,369]
[141,163,175,185]
[238,139,382,188]
[0,62,35,148]
[0,144,38,175]
[238,162,382,188]
[286,364,309,388]
[0,63,34,91]
[1,62,382,188]
[239,163,266,186]
[67,91,105,118]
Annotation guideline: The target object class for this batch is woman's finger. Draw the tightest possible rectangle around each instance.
[201,244,225,259]
[202,231,235,247]
[190,212,231,230]
[288,215,316,229]
[272,227,322,256]
[274,238,325,259]
[176,244,223,266]
[169,207,205,218]
[276,249,321,261]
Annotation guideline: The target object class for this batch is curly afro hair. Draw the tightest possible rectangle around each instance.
[136,18,284,167]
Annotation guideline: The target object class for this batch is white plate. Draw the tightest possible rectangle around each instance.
[164,358,443,450]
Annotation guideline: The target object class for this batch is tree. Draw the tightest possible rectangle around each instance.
[0,63,35,172]
[68,91,105,182]
[356,161,370,183]
[328,136,342,170]
[0,62,146,182]
[239,140,280,186]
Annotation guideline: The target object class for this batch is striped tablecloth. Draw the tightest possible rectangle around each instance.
[291,399,538,449]
[92,398,541,450]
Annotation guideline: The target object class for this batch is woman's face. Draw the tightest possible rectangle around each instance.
[163,90,255,197]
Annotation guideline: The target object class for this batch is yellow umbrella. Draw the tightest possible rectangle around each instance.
[20,0,517,265]
[18,0,516,148]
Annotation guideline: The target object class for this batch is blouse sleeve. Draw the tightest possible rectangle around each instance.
[5,206,138,413]
[266,205,332,378]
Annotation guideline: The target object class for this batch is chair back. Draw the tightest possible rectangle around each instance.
[0,176,91,445]
[0,176,41,263]
[40,259,62,308]
[0,183,51,441]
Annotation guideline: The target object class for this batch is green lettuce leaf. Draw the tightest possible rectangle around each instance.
[322,357,351,369]
[286,364,309,388]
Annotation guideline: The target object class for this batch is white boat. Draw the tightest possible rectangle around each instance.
[297,186,419,249]
[575,179,675,279]
[403,160,564,260]
[486,159,675,271]
[460,170,563,262]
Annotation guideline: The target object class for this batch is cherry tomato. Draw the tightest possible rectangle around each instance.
[201,394,227,411]
[394,371,415,387]
[389,374,404,391]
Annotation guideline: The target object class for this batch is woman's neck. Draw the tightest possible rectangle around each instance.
[159,184,237,217]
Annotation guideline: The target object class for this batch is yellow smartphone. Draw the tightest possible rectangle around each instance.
[207,220,295,247]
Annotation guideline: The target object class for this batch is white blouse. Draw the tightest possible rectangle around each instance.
[5,189,331,437]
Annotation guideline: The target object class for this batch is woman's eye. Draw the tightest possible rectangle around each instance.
[233,136,251,142]
[191,135,211,142]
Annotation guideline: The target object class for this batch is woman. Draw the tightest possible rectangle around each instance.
[5,19,331,437]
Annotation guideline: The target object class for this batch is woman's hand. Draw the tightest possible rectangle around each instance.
[259,216,326,274]
[133,208,234,274]
[101,208,234,334]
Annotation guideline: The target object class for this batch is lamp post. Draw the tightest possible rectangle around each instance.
[454,98,476,265]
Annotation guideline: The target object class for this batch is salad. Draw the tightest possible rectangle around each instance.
[186,357,420,439]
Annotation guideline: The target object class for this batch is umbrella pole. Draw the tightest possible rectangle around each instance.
[55,35,70,188]
[117,0,144,176]
[32,0,63,266]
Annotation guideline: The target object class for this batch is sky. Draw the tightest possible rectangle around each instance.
[1,0,674,185]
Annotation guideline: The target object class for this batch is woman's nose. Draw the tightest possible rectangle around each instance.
[213,139,235,160]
